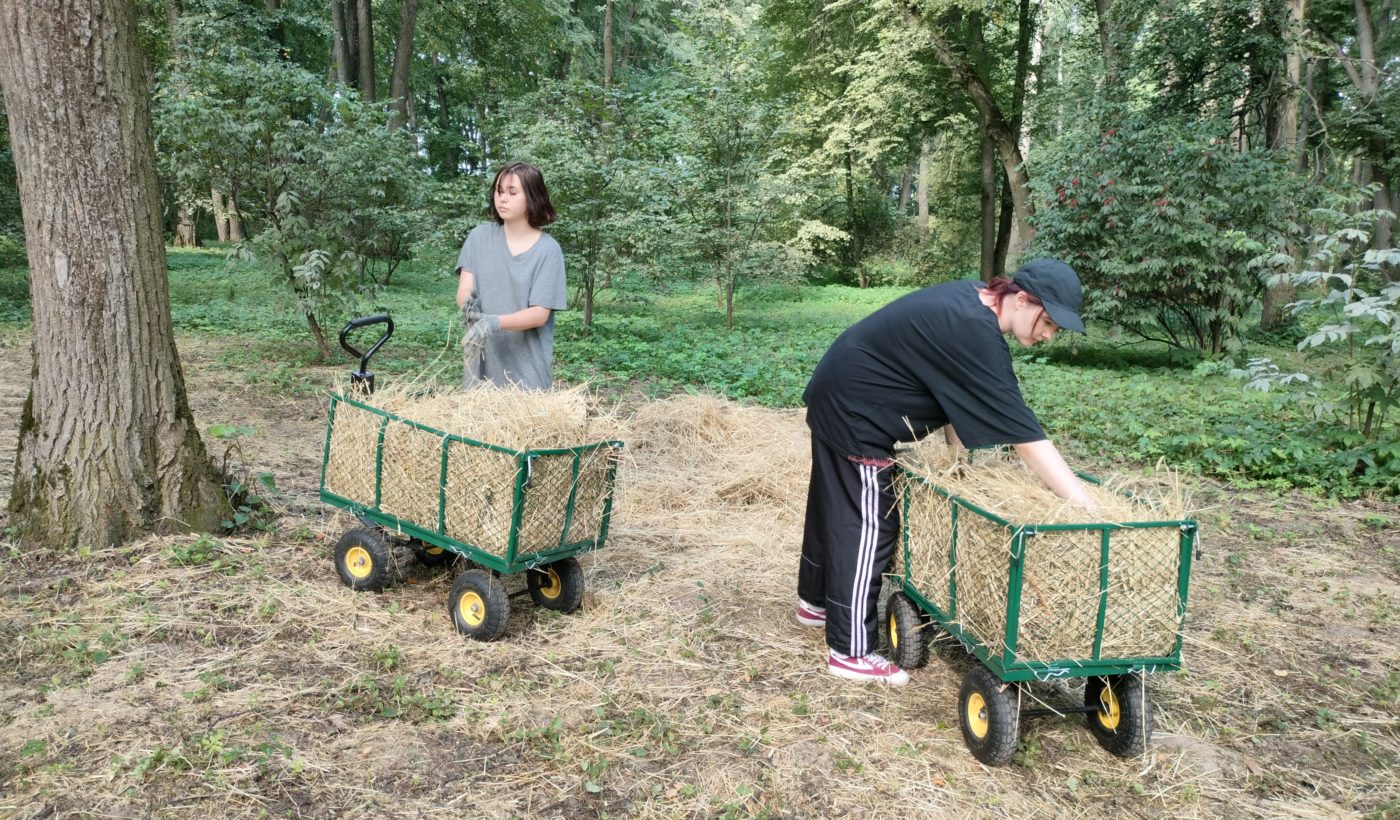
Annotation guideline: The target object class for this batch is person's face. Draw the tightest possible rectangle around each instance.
[1010,292,1059,346]
[494,173,527,223]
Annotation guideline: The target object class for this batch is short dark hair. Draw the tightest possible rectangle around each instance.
[488,161,557,228]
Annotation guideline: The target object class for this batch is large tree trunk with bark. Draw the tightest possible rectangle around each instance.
[355,0,375,102]
[387,0,418,130]
[0,0,226,549]
[916,138,930,234]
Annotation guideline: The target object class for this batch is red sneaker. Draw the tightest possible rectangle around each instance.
[828,651,910,685]
[795,599,826,627]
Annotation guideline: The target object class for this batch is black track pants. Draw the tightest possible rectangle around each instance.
[797,436,898,658]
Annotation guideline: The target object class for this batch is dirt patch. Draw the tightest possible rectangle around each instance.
[1,334,1398,818]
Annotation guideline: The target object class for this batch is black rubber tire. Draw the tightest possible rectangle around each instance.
[414,541,455,568]
[448,569,511,641]
[885,590,929,670]
[333,527,396,592]
[1085,674,1154,757]
[958,665,1020,765]
[526,557,585,613]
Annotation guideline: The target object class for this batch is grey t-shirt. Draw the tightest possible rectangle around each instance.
[456,222,567,390]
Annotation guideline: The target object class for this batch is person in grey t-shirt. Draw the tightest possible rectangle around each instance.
[455,162,568,390]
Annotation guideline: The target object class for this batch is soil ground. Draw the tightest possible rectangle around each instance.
[0,332,1397,819]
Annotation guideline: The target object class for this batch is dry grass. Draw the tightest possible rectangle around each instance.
[897,439,1192,665]
[0,339,1398,818]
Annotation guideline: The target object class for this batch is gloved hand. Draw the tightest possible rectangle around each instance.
[463,313,500,348]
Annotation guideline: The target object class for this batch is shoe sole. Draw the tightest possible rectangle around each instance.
[795,613,825,627]
[827,665,910,686]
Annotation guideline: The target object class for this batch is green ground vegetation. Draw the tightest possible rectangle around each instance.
[0,248,1394,497]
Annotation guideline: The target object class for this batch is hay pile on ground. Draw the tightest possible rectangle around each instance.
[322,383,624,557]
[896,438,1193,664]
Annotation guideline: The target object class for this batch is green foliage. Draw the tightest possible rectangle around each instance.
[1283,208,1400,443]
[1028,111,1313,355]
[154,40,423,355]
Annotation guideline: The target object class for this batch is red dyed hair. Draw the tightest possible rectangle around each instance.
[982,276,1044,309]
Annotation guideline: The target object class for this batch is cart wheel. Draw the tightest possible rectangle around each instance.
[958,665,1020,765]
[333,527,396,592]
[1085,674,1153,757]
[885,591,929,670]
[526,557,585,613]
[414,542,454,568]
[448,569,510,641]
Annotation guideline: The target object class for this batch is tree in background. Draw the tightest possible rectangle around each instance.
[0,0,226,548]
[1029,113,1312,355]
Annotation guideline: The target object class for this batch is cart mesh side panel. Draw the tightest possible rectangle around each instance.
[443,444,519,557]
[379,420,446,533]
[517,452,580,550]
[1100,526,1183,657]
[322,401,382,506]
[564,450,615,545]
[898,474,953,613]
[1018,530,1100,662]
[953,515,1013,662]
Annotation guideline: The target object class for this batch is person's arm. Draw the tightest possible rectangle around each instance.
[497,306,552,331]
[455,268,475,308]
[1013,439,1099,511]
[943,424,963,450]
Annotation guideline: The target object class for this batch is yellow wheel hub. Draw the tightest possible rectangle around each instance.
[966,692,989,739]
[1096,685,1122,730]
[537,568,563,600]
[345,546,373,580]
[888,614,900,650]
[426,547,445,557]
[458,590,487,627]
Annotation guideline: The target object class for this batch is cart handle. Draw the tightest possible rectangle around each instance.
[339,314,394,395]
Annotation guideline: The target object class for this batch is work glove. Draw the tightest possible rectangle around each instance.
[463,312,500,347]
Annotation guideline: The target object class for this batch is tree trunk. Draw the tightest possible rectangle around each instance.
[1260,0,1306,328]
[845,148,864,285]
[356,0,375,102]
[211,188,230,241]
[433,55,459,175]
[603,0,614,87]
[0,0,225,549]
[916,16,1036,251]
[174,205,198,247]
[226,195,244,241]
[897,164,912,215]
[387,0,417,130]
[331,0,355,87]
[979,134,997,281]
[1094,0,1118,92]
[916,138,930,235]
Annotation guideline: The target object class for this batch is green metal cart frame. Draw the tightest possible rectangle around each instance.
[886,466,1199,765]
[321,392,623,573]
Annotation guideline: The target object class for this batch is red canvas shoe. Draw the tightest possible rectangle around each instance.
[795,599,826,627]
[828,651,910,685]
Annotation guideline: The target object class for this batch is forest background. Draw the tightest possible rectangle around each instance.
[0,0,1397,498]
[1,2,1399,817]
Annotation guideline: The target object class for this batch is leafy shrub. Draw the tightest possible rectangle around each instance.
[1028,110,1314,356]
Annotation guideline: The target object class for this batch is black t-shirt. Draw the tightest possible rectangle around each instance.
[803,279,1045,460]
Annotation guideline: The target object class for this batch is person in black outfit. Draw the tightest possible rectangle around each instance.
[797,258,1096,685]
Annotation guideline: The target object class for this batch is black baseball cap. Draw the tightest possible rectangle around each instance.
[1013,258,1085,334]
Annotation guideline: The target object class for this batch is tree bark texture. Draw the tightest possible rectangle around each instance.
[331,0,355,88]
[387,0,418,130]
[355,0,375,101]
[0,0,225,549]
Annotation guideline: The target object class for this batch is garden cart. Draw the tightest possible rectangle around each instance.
[320,315,624,641]
[885,466,1198,765]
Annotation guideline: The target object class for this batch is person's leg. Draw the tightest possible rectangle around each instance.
[822,457,897,658]
[797,437,829,624]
